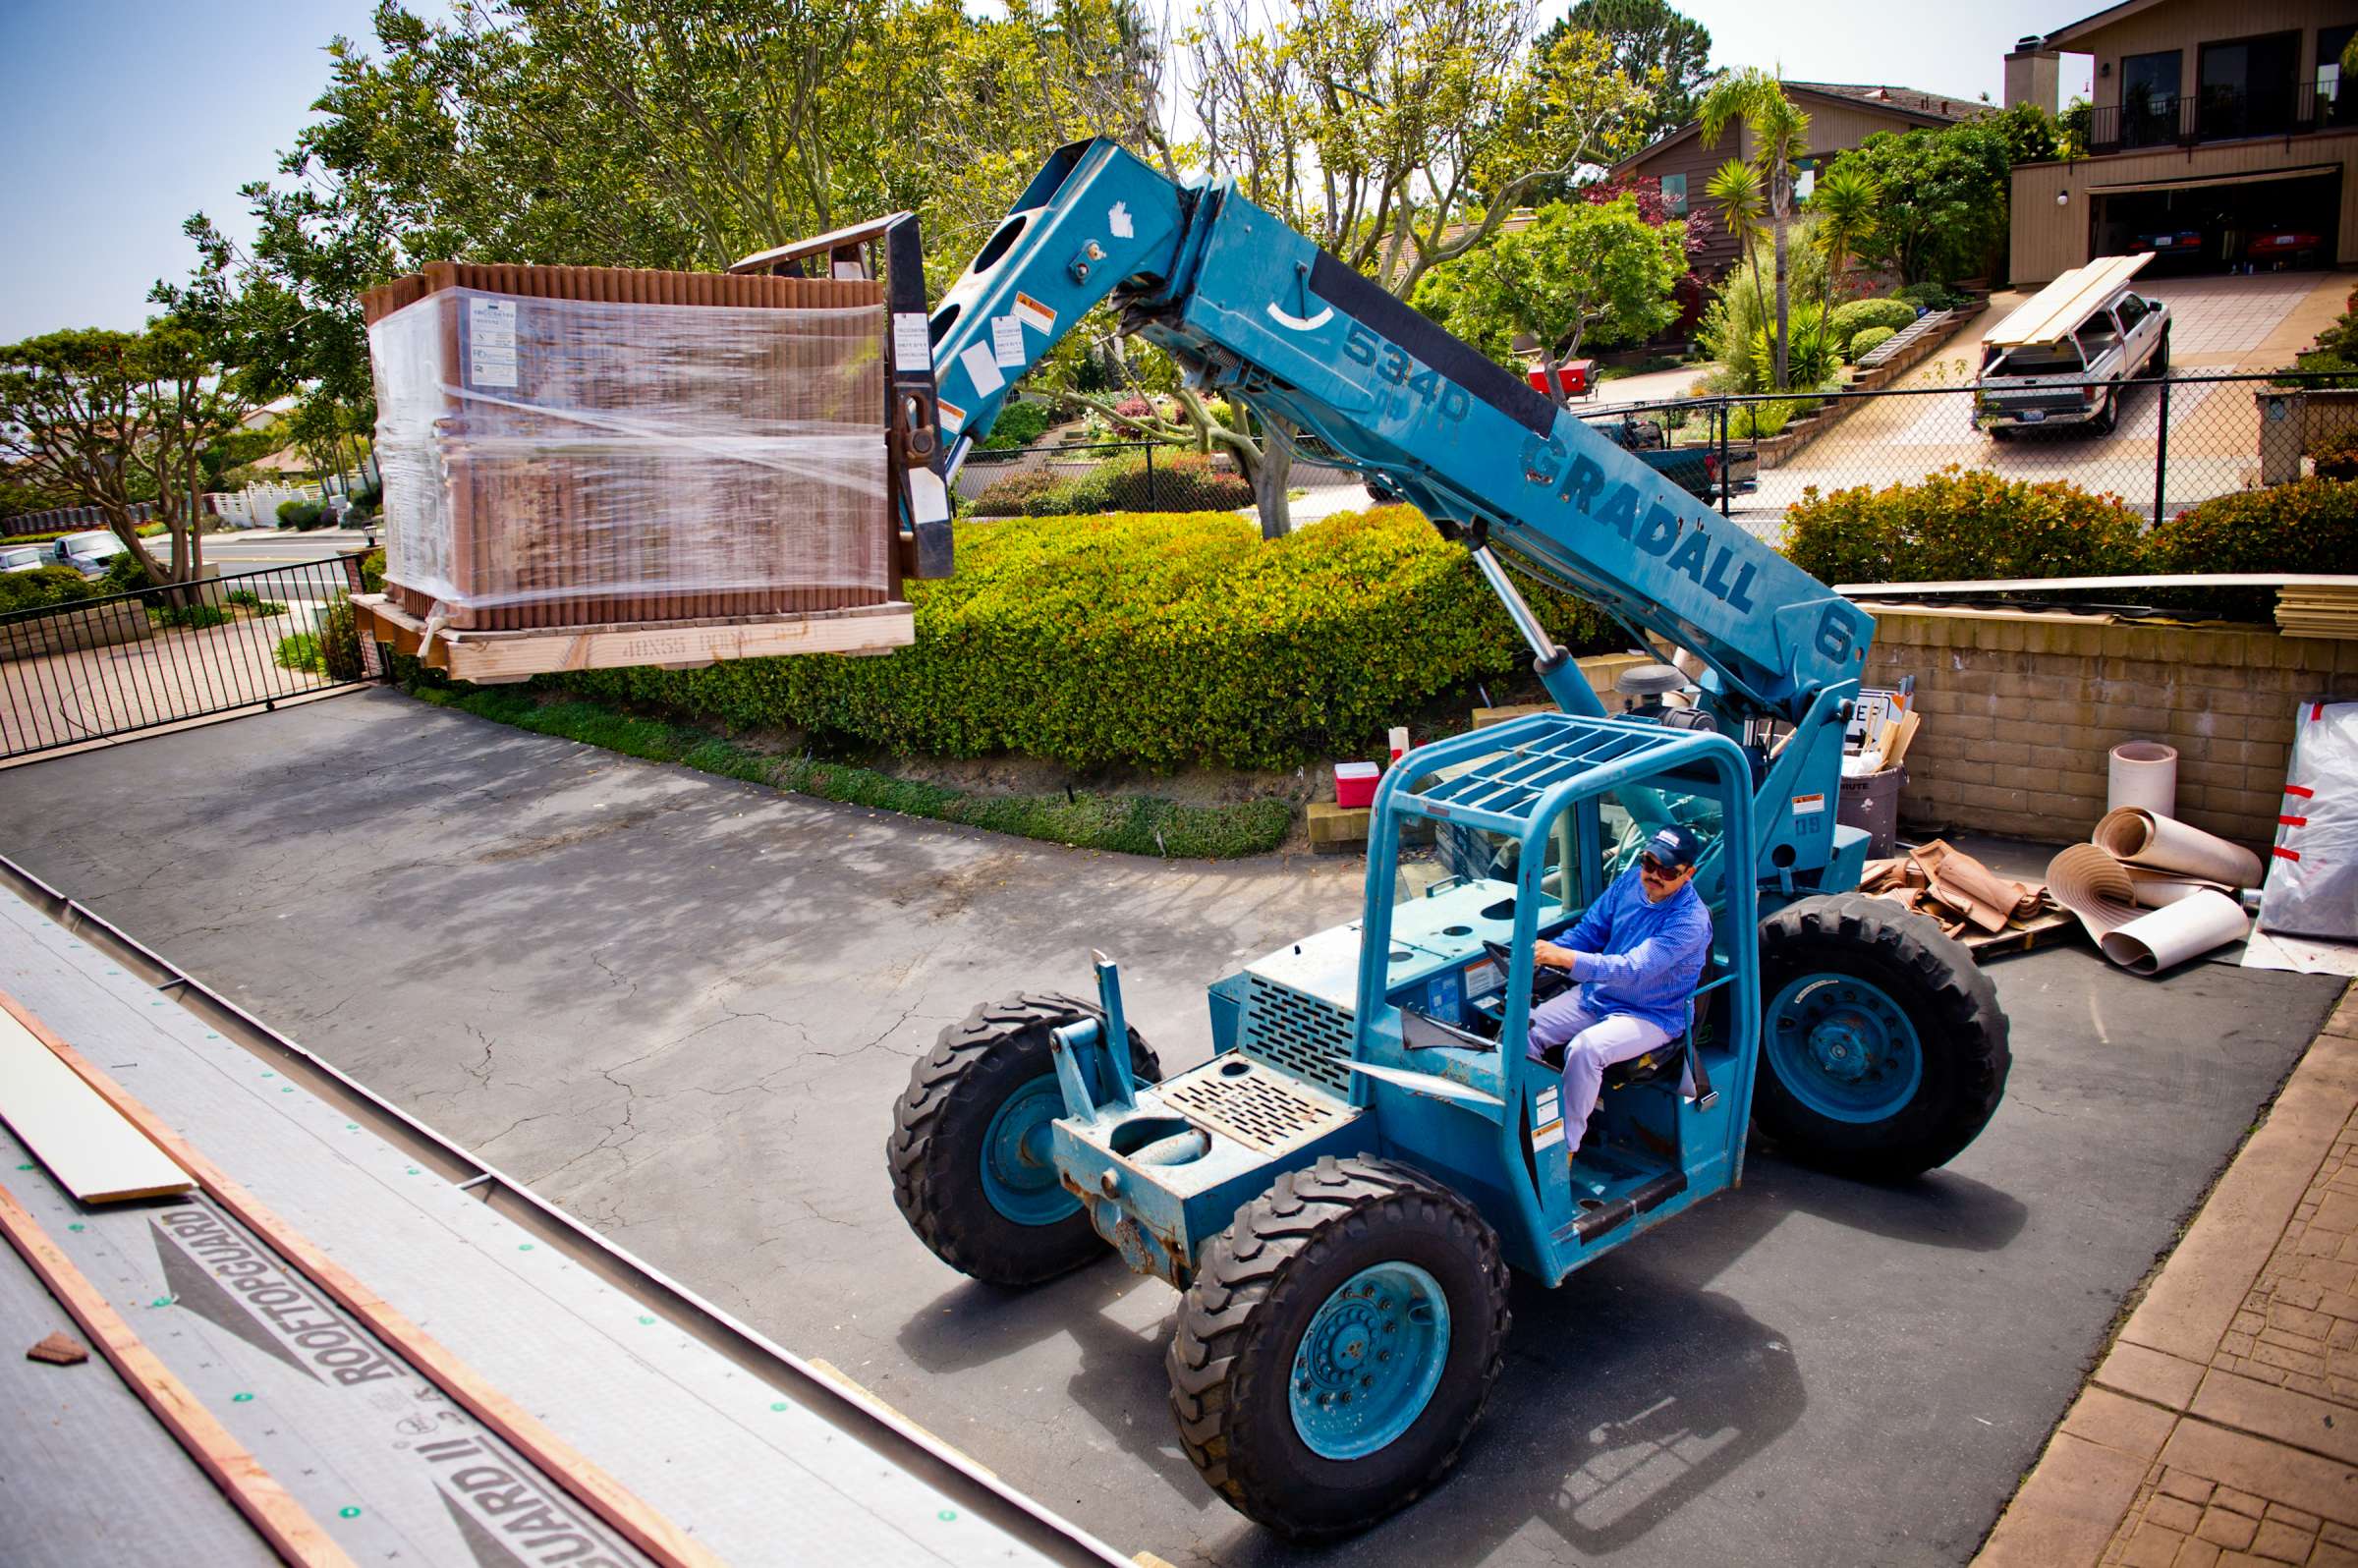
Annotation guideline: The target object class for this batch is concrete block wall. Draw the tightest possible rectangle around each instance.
[1861,607,2358,855]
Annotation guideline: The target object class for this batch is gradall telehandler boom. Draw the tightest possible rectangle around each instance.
[814,140,2011,1540]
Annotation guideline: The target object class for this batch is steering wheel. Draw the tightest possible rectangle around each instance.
[1483,938,1573,1007]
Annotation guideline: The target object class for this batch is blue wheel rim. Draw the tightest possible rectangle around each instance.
[1765,972,1924,1124]
[1288,1262,1451,1460]
[980,1074,1079,1226]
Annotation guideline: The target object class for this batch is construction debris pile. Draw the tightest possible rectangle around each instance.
[2048,809,2259,975]
[1859,840,2065,952]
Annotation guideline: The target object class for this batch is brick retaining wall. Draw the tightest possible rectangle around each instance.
[1861,606,2358,855]
[0,599,154,660]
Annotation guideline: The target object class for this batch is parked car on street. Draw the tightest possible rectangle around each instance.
[51,530,129,578]
[1975,252,2170,437]
[1,544,46,575]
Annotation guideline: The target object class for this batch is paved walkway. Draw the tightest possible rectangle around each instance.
[1977,981,2358,1568]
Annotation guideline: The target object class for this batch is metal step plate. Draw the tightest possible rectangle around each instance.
[1159,1055,1352,1156]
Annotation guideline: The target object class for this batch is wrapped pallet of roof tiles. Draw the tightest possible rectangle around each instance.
[361,262,899,644]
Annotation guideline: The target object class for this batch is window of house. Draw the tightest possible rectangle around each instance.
[1659,173,1687,217]
[2200,32,2300,137]
[2120,48,2182,145]
[2323,26,2356,123]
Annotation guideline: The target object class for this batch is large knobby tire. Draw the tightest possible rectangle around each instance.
[1166,1156,1510,1540]
[1755,893,2010,1181]
[886,993,1158,1287]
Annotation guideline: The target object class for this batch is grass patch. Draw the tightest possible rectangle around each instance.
[408,684,1293,860]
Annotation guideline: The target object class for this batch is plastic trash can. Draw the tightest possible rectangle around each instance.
[1838,765,1907,858]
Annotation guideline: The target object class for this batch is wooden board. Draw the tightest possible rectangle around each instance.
[0,1178,358,1567]
[0,984,728,1568]
[0,1003,191,1203]
[353,592,913,681]
[1960,907,2080,958]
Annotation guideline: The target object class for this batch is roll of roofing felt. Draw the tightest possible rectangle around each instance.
[2048,843,2145,939]
[2107,741,2178,815]
[2125,867,2227,908]
[2093,808,2264,890]
[2096,889,2251,975]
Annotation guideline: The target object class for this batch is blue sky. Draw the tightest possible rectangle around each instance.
[0,0,2096,346]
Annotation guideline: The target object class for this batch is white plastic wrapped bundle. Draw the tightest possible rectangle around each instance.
[365,266,890,632]
[2260,700,2358,940]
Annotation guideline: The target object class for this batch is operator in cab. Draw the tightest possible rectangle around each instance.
[1527,824,1712,1159]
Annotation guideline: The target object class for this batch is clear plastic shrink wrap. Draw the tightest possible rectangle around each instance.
[364,266,890,632]
[2260,700,2358,941]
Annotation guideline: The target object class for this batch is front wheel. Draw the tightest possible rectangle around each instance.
[1166,1156,1510,1540]
[1754,894,2010,1180]
[886,993,1158,1286]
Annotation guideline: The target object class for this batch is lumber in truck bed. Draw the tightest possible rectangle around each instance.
[0,854,1125,1568]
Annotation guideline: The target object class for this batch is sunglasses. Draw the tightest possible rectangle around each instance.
[1639,854,1688,877]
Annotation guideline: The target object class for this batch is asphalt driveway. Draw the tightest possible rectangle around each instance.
[0,692,2343,1566]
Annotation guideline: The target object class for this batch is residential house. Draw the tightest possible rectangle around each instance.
[2006,0,2357,281]
[1604,83,1981,278]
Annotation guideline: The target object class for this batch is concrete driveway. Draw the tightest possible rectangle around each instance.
[0,693,2344,1566]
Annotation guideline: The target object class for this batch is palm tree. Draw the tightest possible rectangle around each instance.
[1707,158,1768,373]
[1810,164,1881,344]
[1699,69,1810,390]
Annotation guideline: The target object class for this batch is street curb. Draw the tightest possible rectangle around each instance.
[1972,979,2358,1566]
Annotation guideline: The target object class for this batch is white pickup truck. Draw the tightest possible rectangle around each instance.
[1975,252,2170,437]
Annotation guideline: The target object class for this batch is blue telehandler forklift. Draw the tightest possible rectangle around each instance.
[834,140,2010,1539]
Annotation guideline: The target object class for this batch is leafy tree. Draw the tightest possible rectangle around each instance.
[1537,0,1712,145]
[196,0,1169,476]
[1824,104,2057,285]
[1412,196,1687,407]
[1706,158,1768,375]
[1699,69,1809,390]
[1174,0,1651,532]
[0,320,253,588]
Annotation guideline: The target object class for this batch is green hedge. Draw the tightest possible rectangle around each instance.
[1846,325,1897,360]
[971,451,1254,517]
[1780,468,2358,623]
[560,506,1617,772]
[0,564,100,615]
[2145,478,2358,622]
[1825,298,1917,352]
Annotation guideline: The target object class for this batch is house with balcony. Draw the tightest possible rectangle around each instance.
[2007,0,2356,281]
[1604,83,1980,279]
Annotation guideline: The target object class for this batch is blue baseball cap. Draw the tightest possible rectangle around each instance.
[1644,825,1704,869]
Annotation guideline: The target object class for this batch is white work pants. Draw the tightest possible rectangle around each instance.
[1526,993,1670,1157]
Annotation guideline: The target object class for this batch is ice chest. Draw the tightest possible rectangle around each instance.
[1334,761,1380,810]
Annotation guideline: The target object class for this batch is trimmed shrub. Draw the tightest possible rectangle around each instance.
[1847,325,1898,360]
[978,398,1056,452]
[2145,478,2358,621]
[1896,281,1971,312]
[974,453,1256,517]
[0,564,100,615]
[1779,466,2147,587]
[359,547,385,593]
[968,469,1065,516]
[2308,432,2358,481]
[560,506,1618,772]
[1825,298,1917,351]
[154,602,232,630]
[277,497,323,529]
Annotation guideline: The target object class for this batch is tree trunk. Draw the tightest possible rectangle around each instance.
[1771,198,1791,393]
[1250,427,1294,541]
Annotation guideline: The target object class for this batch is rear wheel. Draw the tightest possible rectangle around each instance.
[1754,894,2009,1180]
[886,993,1158,1285]
[1166,1156,1510,1540]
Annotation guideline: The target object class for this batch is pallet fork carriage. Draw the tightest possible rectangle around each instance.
[807,139,2017,1538]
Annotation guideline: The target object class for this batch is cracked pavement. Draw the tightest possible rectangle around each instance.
[0,689,2346,1567]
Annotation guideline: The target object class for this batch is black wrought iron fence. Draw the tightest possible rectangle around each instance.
[955,439,1363,517]
[0,554,373,761]
[1588,371,2356,541]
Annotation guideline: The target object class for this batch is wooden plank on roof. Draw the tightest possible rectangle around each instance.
[0,1178,358,1567]
[1983,252,2154,348]
[0,1000,191,1204]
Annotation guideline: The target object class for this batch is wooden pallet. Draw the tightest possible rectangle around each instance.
[1958,906,2081,959]
[351,592,912,684]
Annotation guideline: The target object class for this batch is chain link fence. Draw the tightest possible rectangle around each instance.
[1594,371,2357,540]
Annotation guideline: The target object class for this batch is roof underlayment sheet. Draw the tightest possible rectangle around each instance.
[0,889,1119,1568]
